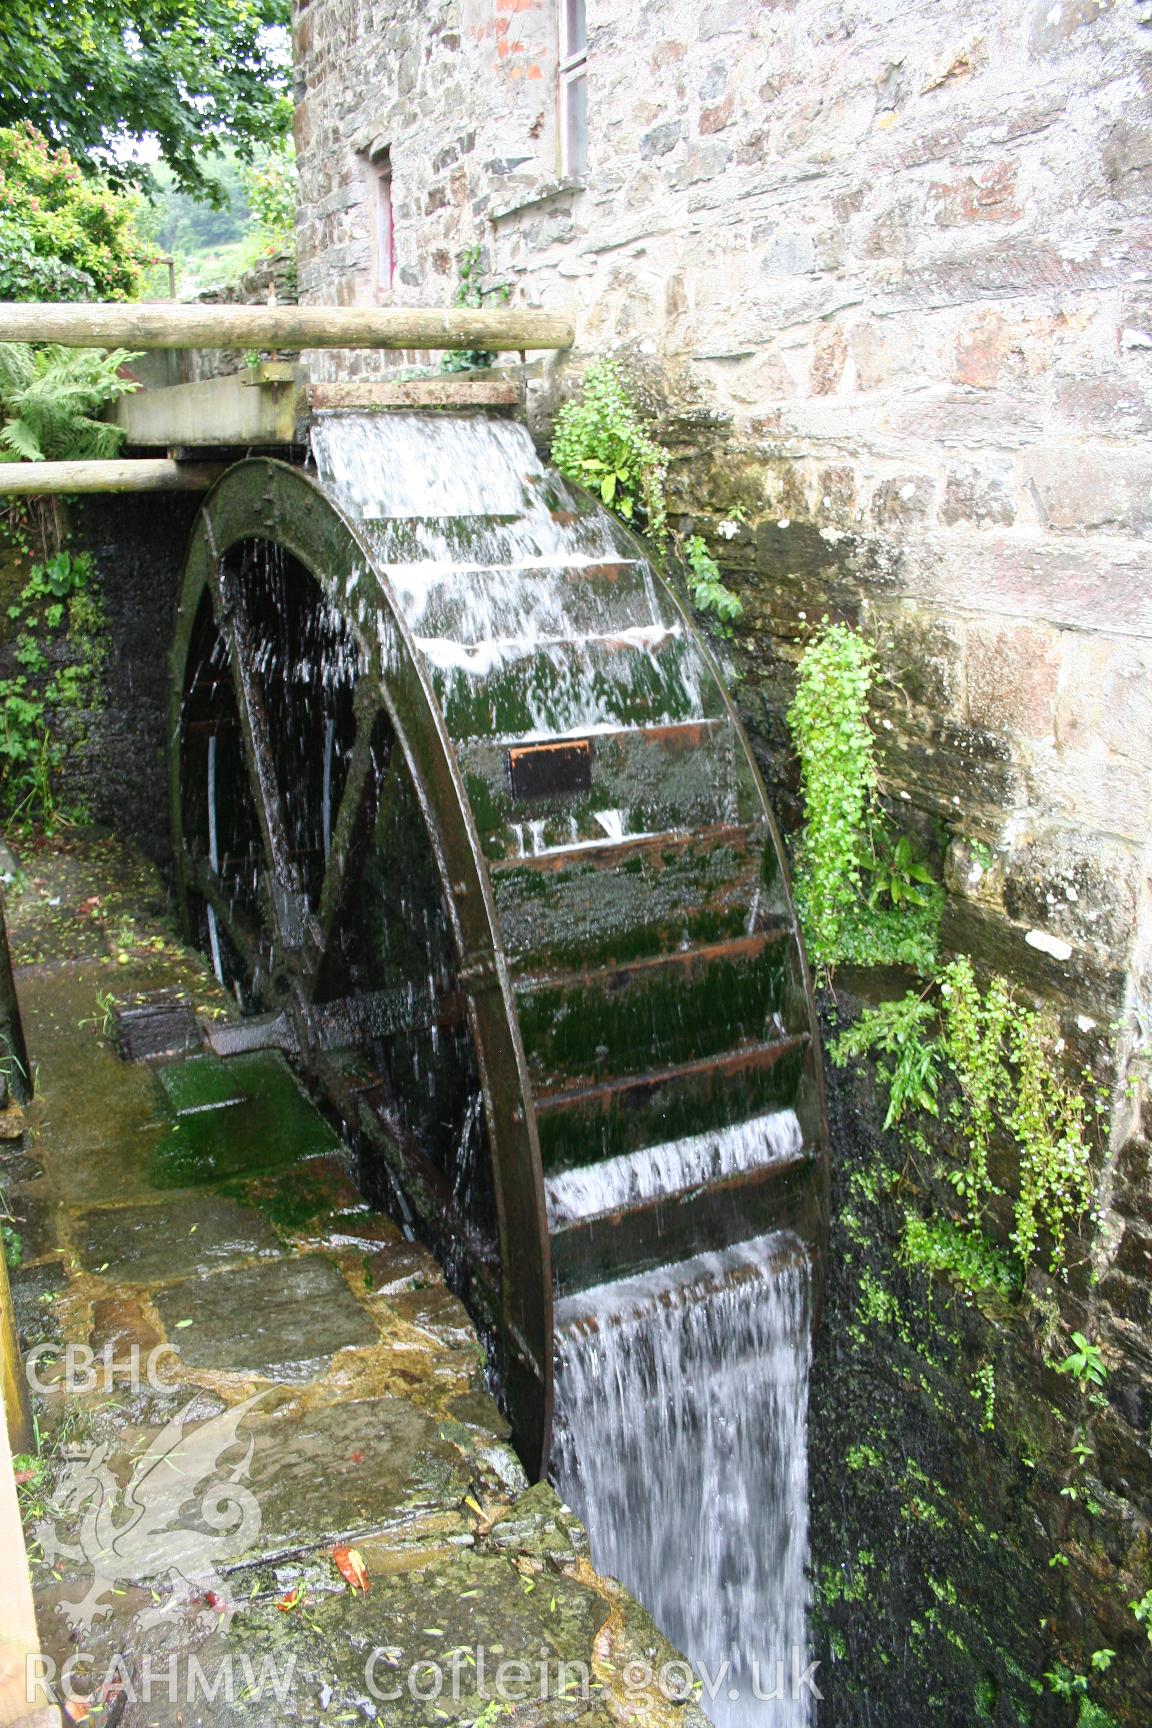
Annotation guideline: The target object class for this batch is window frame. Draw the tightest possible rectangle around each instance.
[557,0,588,178]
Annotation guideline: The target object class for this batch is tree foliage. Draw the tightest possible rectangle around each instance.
[0,1,291,203]
[240,136,297,256]
[0,125,148,301]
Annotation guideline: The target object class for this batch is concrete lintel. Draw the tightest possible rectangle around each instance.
[112,372,306,448]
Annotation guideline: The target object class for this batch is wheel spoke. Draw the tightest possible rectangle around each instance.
[217,572,313,957]
[322,703,397,924]
[307,705,400,1001]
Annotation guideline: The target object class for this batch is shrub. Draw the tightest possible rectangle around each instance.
[0,123,148,301]
[551,359,668,554]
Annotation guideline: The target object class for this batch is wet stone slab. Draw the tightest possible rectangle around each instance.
[112,1549,617,1728]
[72,1193,284,1284]
[3,1184,65,1261]
[234,1393,474,1558]
[152,1255,378,1378]
[156,1052,249,1115]
[10,1258,67,1351]
[149,1051,345,1189]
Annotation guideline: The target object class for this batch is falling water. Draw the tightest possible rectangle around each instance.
[545,1108,803,1229]
[552,1234,813,1728]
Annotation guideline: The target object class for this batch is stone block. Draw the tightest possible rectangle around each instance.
[953,312,1014,388]
[902,532,1152,638]
[871,609,966,716]
[1114,1221,1152,1285]
[1024,445,1152,531]
[1039,750,1152,845]
[639,119,682,158]
[1055,635,1152,772]
[871,475,935,525]
[700,95,735,134]
[810,322,848,394]
[929,161,1021,225]
[941,899,1127,1020]
[849,319,927,390]
[862,193,928,258]
[755,225,817,276]
[1029,0,1109,54]
[1054,373,1152,435]
[893,390,1043,449]
[965,620,1059,738]
[876,719,1026,822]
[1000,827,1142,954]
[940,464,1016,526]
[1102,119,1152,199]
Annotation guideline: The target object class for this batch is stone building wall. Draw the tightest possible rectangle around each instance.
[293,0,1152,1049]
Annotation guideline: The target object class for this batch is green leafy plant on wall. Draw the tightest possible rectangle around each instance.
[829,959,1098,1278]
[0,548,106,828]
[551,358,668,555]
[681,532,743,633]
[0,344,140,463]
[787,618,943,973]
[442,244,511,374]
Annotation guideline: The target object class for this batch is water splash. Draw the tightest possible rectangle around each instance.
[552,1234,813,1728]
[545,1108,803,1229]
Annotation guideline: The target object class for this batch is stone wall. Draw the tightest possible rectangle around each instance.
[0,497,200,864]
[293,0,1152,1044]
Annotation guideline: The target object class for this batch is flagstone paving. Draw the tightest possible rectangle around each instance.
[4,831,704,1728]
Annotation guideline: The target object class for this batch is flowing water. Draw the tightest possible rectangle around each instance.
[552,1234,814,1728]
[545,1108,803,1229]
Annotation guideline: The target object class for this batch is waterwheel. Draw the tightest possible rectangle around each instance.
[170,413,828,1476]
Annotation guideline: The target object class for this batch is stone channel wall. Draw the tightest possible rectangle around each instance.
[292,2,1152,1722]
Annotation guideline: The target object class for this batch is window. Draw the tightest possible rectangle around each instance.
[371,147,395,294]
[558,0,587,177]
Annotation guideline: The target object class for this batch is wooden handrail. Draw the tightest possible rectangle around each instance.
[0,460,225,495]
[0,302,574,351]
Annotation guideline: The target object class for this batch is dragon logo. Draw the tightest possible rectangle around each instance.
[35,1391,267,1632]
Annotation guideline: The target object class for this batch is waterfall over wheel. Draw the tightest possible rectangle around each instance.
[169,414,828,1479]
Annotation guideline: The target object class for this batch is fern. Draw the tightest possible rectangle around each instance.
[0,344,140,462]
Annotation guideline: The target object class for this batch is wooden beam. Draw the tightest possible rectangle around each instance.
[0,460,225,495]
[308,378,523,411]
[0,302,574,352]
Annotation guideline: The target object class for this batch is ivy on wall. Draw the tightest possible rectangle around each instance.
[830,958,1099,1278]
[787,618,943,973]
[787,617,1101,1278]
[0,544,106,828]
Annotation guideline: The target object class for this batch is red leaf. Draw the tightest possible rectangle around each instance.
[331,1545,370,1593]
[13,1468,35,1486]
[349,1450,365,1464]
